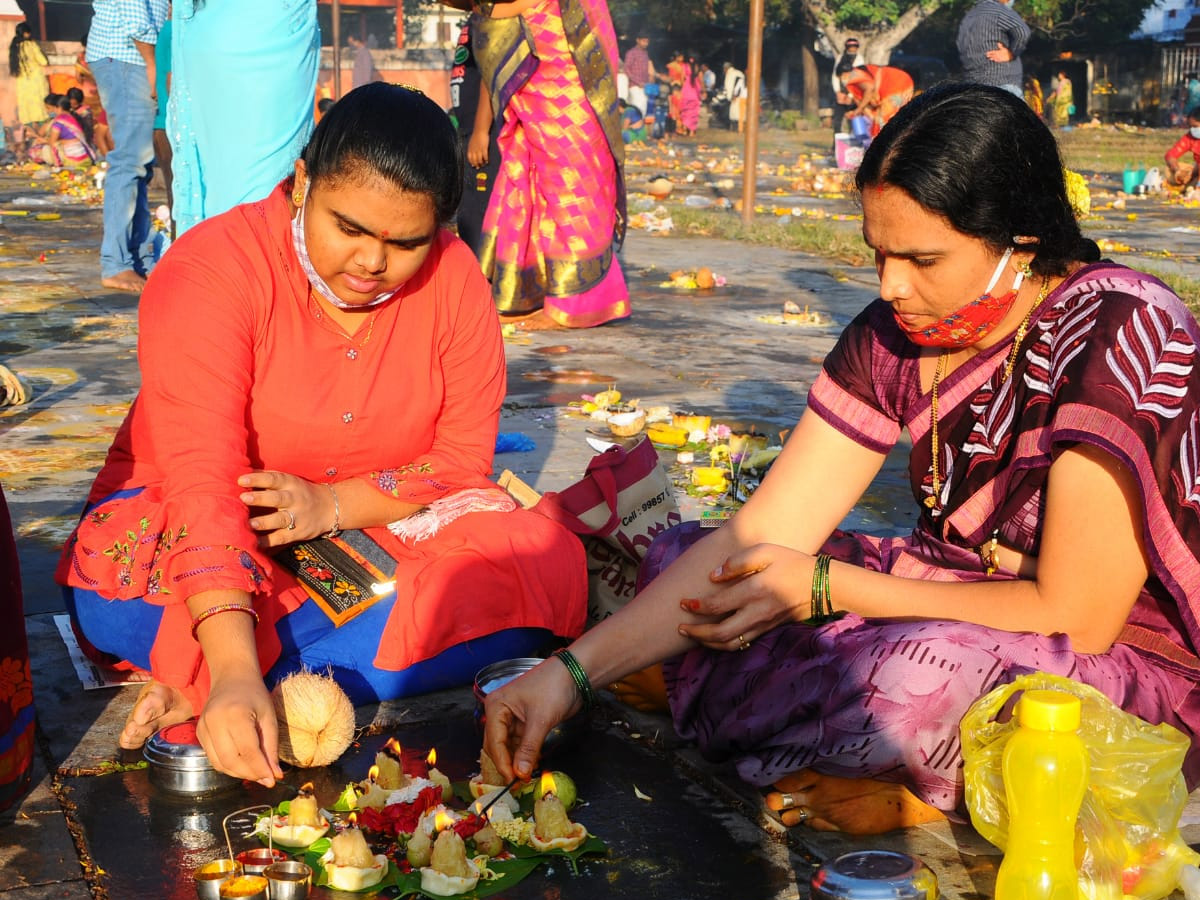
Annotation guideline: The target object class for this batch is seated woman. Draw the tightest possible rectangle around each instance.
[56,83,586,786]
[482,83,1200,835]
[29,95,96,167]
[839,64,914,137]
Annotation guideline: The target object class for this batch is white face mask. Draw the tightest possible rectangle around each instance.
[1190,126,1200,139]
[290,181,403,311]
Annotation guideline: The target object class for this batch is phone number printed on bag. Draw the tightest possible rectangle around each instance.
[621,490,669,528]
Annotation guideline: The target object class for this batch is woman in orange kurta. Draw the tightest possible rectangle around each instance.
[56,83,586,785]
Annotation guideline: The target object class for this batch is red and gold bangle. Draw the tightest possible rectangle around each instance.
[190,603,259,641]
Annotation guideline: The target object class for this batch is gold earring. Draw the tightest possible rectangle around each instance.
[1018,260,1033,277]
[292,193,304,205]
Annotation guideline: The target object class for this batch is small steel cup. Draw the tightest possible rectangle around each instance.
[264,859,313,900]
[194,858,243,900]
[235,847,287,876]
[217,874,269,899]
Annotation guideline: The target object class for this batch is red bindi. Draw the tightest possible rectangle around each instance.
[380,229,390,239]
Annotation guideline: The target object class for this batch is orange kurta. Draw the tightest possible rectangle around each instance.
[57,183,586,707]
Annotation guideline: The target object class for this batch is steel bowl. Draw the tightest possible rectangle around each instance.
[810,850,938,900]
[194,858,243,900]
[264,859,313,900]
[473,657,589,755]
[234,847,287,876]
[145,720,240,797]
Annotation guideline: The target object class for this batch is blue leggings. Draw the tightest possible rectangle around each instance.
[65,487,552,706]
[66,582,550,706]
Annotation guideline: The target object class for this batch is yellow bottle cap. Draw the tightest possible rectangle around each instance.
[1017,689,1081,731]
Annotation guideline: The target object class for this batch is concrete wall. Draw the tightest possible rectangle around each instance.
[319,47,453,108]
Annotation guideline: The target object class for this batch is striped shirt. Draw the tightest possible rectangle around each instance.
[956,0,1030,89]
[86,0,167,67]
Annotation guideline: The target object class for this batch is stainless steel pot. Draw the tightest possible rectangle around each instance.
[473,657,588,754]
[144,720,240,796]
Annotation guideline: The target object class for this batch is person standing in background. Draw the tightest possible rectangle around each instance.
[168,0,319,235]
[440,0,628,329]
[152,9,172,231]
[623,31,656,115]
[448,19,498,256]
[1046,69,1073,128]
[87,0,168,294]
[10,23,47,131]
[348,33,381,89]
[831,37,863,133]
[0,483,33,821]
[956,0,1030,97]
[723,61,746,132]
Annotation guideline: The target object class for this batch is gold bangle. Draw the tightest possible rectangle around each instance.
[190,603,259,641]
[324,483,342,538]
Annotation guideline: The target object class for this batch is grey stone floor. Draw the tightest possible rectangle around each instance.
[2,135,1200,898]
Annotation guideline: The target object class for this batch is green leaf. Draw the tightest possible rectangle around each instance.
[507,834,608,876]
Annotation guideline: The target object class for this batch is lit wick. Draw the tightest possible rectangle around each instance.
[426,748,453,802]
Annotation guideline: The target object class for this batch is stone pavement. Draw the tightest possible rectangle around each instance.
[1,143,1200,899]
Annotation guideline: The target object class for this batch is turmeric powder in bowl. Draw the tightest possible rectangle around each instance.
[218,875,269,898]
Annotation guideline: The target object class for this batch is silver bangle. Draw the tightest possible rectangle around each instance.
[324,483,342,538]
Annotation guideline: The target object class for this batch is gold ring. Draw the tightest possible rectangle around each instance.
[737,634,751,651]
[283,509,296,530]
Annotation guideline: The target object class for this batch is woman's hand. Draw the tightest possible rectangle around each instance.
[678,543,813,650]
[467,131,490,168]
[483,657,581,782]
[195,667,282,787]
[238,470,335,546]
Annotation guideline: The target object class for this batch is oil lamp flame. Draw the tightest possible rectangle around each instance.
[426,748,437,766]
[299,781,315,795]
[367,765,379,784]
[347,811,358,828]
[384,737,403,759]
[434,810,455,833]
[539,771,557,798]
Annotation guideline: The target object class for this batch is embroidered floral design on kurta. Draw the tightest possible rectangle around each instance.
[371,462,435,497]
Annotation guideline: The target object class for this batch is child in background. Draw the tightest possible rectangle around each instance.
[1165,107,1200,194]
[620,99,646,144]
[668,83,681,135]
[645,82,668,140]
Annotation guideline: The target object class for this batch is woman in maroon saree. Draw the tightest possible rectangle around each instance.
[480,84,1200,834]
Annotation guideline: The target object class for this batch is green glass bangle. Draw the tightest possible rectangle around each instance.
[552,649,596,712]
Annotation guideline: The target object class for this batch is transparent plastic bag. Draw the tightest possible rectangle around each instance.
[961,672,1199,900]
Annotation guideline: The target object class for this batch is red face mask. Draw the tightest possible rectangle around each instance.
[894,248,1025,348]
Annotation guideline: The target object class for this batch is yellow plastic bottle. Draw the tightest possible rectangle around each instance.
[995,689,1089,900]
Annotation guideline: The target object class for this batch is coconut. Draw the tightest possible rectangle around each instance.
[271,671,356,767]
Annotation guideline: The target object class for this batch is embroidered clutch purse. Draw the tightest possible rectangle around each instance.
[275,530,397,627]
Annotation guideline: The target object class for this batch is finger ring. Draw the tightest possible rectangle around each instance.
[793,806,810,824]
[737,634,751,651]
[778,792,798,809]
[282,509,296,530]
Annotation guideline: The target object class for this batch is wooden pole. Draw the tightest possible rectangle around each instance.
[36,0,46,41]
[331,0,342,99]
[741,0,765,226]
[396,0,405,49]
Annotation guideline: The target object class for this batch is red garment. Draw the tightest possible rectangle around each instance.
[1165,132,1200,167]
[56,184,586,708]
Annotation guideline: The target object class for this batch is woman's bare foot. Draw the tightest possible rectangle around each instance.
[764,770,946,835]
[101,270,146,294]
[119,680,194,749]
[608,663,669,713]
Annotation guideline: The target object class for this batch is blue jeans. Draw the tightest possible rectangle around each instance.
[91,59,157,278]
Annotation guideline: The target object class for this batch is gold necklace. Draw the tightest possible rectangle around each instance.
[925,276,1050,511]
